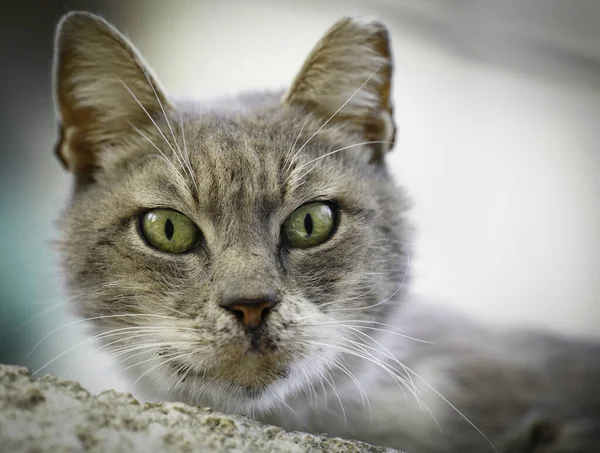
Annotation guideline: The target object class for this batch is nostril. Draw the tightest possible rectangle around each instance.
[261,306,272,319]
[226,307,245,324]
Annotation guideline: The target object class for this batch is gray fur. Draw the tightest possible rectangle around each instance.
[53,12,600,453]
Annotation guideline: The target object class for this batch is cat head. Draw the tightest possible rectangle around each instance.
[53,12,409,411]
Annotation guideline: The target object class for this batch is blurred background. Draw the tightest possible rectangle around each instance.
[0,0,599,394]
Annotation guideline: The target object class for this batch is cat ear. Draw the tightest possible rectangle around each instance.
[53,12,170,180]
[284,17,396,161]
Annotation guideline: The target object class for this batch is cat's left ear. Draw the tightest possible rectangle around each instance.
[53,12,170,182]
[284,17,395,161]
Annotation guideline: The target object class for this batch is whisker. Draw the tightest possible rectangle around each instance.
[285,64,383,176]
[118,349,183,374]
[299,364,319,409]
[9,300,67,333]
[338,332,420,402]
[283,116,311,174]
[31,325,195,376]
[333,338,413,389]
[179,113,198,191]
[318,276,383,309]
[117,78,188,186]
[140,70,192,184]
[128,123,187,183]
[308,340,412,397]
[25,313,181,358]
[322,369,347,428]
[288,140,392,187]
[58,363,79,380]
[279,399,307,430]
[118,78,176,156]
[165,360,193,400]
[130,351,195,388]
[316,368,329,410]
[107,340,193,361]
[404,365,497,452]
[330,356,372,420]
[330,250,410,312]
[309,320,431,344]
[314,338,492,449]
[59,339,188,380]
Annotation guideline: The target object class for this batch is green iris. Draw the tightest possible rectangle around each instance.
[140,209,200,254]
[283,202,336,248]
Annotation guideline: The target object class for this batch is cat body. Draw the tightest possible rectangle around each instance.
[265,296,600,452]
[51,12,600,453]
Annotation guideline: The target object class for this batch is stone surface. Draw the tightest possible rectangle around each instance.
[0,364,400,453]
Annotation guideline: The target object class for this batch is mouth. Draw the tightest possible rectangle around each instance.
[246,328,277,355]
[166,357,290,402]
[243,344,266,356]
[163,337,290,391]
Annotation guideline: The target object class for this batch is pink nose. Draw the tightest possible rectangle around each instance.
[219,290,279,329]
[224,300,276,329]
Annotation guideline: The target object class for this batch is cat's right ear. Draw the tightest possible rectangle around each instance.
[284,17,396,162]
[53,12,170,183]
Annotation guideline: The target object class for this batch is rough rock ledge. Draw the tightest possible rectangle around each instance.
[0,364,400,453]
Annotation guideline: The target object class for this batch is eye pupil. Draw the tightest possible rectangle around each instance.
[282,202,336,249]
[165,218,174,240]
[141,209,200,254]
[304,213,313,236]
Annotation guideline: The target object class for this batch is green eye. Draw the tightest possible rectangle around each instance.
[140,209,200,254]
[283,202,337,249]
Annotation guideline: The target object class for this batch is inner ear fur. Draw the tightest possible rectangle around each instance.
[53,12,171,181]
[284,17,396,160]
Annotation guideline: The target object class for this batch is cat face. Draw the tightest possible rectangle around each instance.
[54,13,409,412]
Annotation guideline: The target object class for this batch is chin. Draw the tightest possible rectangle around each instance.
[155,347,334,414]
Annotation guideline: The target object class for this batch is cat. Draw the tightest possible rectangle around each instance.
[52,11,600,453]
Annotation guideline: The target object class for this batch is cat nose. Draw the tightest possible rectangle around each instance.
[219,291,279,329]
